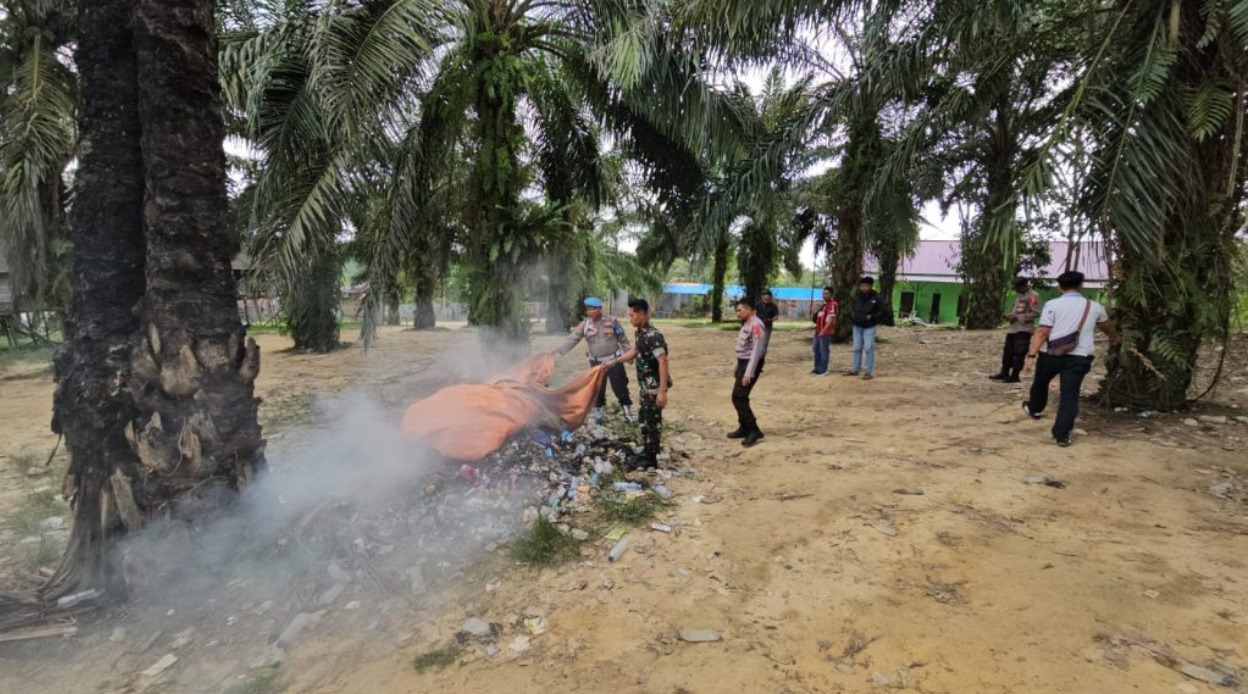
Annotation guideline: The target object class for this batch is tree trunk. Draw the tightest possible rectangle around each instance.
[42,0,148,604]
[384,291,400,326]
[412,269,437,330]
[127,0,265,518]
[1100,13,1242,411]
[830,204,864,342]
[962,106,1019,330]
[875,234,899,327]
[287,252,341,352]
[544,255,578,334]
[737,219,776,302]
[709,234,730,323]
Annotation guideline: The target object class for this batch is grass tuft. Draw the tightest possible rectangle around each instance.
[512,516,580,565]
[7,450,39,475]
[21,533,60,570]
[412,644,465,673]
[600,491,674,526]
[223,671,286,694]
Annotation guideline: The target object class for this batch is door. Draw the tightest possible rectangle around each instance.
[899,291,915,318]
[929,294,942,323]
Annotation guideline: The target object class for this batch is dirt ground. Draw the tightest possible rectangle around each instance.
[2,323,1247,694]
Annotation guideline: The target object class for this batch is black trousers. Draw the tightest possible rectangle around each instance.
[591,359,632,408]
[1026,353,1093,440]
[732,359,761,432]
[998,332,1032,379]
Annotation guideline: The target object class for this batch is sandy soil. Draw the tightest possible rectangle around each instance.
[1,324,1246,694]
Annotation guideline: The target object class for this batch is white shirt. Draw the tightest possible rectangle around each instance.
[1038,293,1109,357]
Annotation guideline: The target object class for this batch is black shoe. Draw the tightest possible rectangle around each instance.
[989,373,1008,382]
[1021,402,1042,420]
[1004,377,1021,383]
[726,428,747,439]
[1055,436,1072,447]
[741,430,764,447]
[628,454,658,470]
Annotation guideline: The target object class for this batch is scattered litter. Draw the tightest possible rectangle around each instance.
[344,601,361,610]
[1198,415,1228,425]
[871,672,890,687]
[1183,418,1200,427]
[892,488,925,495]
[524,617,547,635]
[678,629,721,643]
[0,624,78,644]
[1142,590,1160,600]
[140,654,178,678]
[482,642,500,657]
[318,583,346,607]
[649,523,672,533]
[1021,476,1066,489]
[509,635,531,653]
[777,493,813,501]
[1209,482,1233,499]
[275,613,312,648]
[462,617,494,638]
[56,589,100,609]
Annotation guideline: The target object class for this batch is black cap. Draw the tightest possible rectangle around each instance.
[1013,277,1029,289]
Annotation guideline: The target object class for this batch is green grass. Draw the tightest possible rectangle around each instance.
[600,491,674,526]
[0,344,55,373]
[511,516,582,565]
[6,449,39,475]
[258,387,316,432]
[7,489,67,537]
[21,534,60,570]
[412,644,465,673]
[222,671,286,694]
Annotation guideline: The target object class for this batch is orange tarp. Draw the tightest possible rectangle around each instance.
[400,353,608,461]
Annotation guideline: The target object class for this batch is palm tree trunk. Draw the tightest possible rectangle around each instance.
[384,290,401,326]
[287,252,342,352]
[412,270,437,330]
[709,234,730,323]
[962,107,1018,330]
[127,0,265,515]
[830,204,864,342]
[875,235,899,327]
[43,0,147,603]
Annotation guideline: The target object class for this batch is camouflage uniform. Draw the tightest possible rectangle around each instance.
[633,322,669,462]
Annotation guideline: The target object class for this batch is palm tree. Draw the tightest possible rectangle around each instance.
[0,0,76,318]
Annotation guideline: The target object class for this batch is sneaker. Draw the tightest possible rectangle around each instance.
[741,430,765,447]
[1021,402,1041,419]
[1055,436,1072,447]
[842,370,860,377]
[621,405,634,422]
[726,428,747,439]
[862,373,874,381]
[627,454,658,470]
[989,373,1008,382]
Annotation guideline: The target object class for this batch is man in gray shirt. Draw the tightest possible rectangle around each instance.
[558,297,633,421]
[1022,271,1120,446]
[727,297,768,447]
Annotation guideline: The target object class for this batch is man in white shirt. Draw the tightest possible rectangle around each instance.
[1022,271,1120,446]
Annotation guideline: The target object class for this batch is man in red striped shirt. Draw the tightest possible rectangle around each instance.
[812,286,838,375]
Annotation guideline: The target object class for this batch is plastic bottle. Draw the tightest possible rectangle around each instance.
[607,538,629,562]
[613,482,643,492]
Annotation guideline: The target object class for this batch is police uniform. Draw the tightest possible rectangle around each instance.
[559,304,633,418]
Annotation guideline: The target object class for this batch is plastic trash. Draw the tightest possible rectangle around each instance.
[613,482,643,492]
[607,538,629,562]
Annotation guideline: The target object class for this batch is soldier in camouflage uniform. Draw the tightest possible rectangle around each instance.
[609,298,669,469]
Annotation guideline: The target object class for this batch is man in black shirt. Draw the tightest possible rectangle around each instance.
[843,276,886,380]
[757,289,779,371]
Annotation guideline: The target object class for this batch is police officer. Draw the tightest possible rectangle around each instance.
[558,297,634,421]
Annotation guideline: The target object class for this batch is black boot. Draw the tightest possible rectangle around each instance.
[988,372,1009,382]
[628,453,658,470]
[726,427,747,439]
[741,429,765,447]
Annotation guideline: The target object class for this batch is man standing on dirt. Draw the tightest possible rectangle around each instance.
[558,297,633,422]
[728,298,768,447]
[758,289,780,371]
[844,276,885,380]
[811,286,838,375]
[610,299,669,469]
[1022,271,1120,447]
[990,277,1040,383]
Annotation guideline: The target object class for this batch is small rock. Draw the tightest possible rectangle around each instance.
[275,613,312,648]
[1176,683,1199,694]
[318,583,346,607]
[1209,482,1233,498]
[866,519,897,537]
[570,529,590,542]
[344,601,361,610]
[892,488,924,496]
[1198,415,1228,425]
[509,635,531,653]
[140,654,178,678]
[522,606,546,619]
[462,617,493,638]
[326,562,352,584]
[248,644,285,670]
[109,627,126,643]
[835,662,855,674]
[677,629,721,643]
[1183,418,1200,427]
[40,517,64,531]
[1142,589,1160,599]
[1235,416,1248,425]
[871,671,890,687]
[482,642,500,657]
